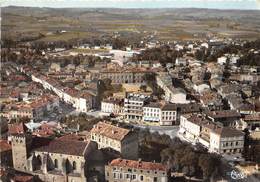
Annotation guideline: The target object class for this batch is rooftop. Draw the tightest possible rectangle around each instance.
[205,110,241,119]
[109,158,166,171]
[212,127,244,138]
[91,122,130,141]
[0,140,12,152]
[35,139,89,156]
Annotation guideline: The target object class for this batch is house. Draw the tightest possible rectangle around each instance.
[101,98,124,115]
[143,102,177,125]
[179,113,245,156]
[199,90,223,110]
[204,110,241,128]
[90,122,138,159]
[175,58,187,66]
[169,88,190,104]
[209,127,244,155]
[105,158,168,182]
[242,114,260,131]
[217,56,227,65]
[179,114,208,143]
[193,83,210,94]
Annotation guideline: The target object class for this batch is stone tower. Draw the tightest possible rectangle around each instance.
[11,133,32,171]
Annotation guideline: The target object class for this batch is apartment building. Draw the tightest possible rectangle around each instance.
[124,93,150,122]
[179,113,245,155]
[105,158,168,182]
[90,122,138,159]
[209,127,244,154]
[143,102,177,125]
[101,98,124,115]
[100,67,148,84]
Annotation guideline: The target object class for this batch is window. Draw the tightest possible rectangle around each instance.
[140,175,144,181]
[132,175,136,180]
[72,161,76,170]
[119,173,123,179]
[113,173,116,179]
[54,159,58,168]
[154,177,158,182]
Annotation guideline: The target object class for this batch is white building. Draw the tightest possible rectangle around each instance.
[101,98,123,115]
[217,56,227,65]
[179,113,245,156]
[124,93,150,121]
[143,102,177,125]
[209,127,244,155]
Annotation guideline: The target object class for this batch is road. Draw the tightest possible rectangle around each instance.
[134,124,179,138]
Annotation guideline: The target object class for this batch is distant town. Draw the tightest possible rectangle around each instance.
[1,5,260,182]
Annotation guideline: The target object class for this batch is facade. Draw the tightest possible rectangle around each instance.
[143,102,177,125]
[105,158,168,182]
[209,127,244,155]
[90,122,138,159]
[100,69,147,84]
[124,93,150,122]
[101,98,123,115]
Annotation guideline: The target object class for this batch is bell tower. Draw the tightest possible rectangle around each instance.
[11,133,32,171]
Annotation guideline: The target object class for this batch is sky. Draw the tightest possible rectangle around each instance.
[1,0,260,10]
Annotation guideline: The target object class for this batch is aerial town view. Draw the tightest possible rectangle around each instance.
[0,0,260,182]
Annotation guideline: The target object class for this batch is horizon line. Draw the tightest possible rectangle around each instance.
[3,5,260,11]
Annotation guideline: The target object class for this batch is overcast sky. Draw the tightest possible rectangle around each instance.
[2,0,260,10]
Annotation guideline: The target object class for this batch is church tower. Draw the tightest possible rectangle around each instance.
[11,124,32,171]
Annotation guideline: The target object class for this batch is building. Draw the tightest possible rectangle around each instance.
[179,114,208,143]
[100,67,148,84]
[124,93,150,121]
[143,102,177,125]
[209,127,244,155]
[105,158,168,182]
[101,98,124,115]
[204,110,241,127]
[0,140,12,167]
[90,122,138,159]
[10,131,100,182]
[179,113,245,156]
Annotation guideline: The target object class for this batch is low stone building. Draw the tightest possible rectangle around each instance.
[105,158,168,182]
[90,122,138,159]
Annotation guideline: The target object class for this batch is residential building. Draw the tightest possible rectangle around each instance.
[209,127,244,155]
[101,98,124,115]
[124,93,150,121]
[90,122,138,159]
[105,158,168,182]
[143,102,177,125]
[204,110,241,127]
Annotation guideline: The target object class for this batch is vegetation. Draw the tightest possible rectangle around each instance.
[139,130,223,181]
[60,113,103,131]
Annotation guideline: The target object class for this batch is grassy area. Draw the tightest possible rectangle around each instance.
[39,31,95,42]
[70,48,109,54]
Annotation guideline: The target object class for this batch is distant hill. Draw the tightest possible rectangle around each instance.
[2,6,260,41]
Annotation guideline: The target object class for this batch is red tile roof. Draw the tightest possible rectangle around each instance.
[8,123,28,135]
[109,158,166,171]
[91,122,130,141]
[0,140,12,152]
[35,139,89,156]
